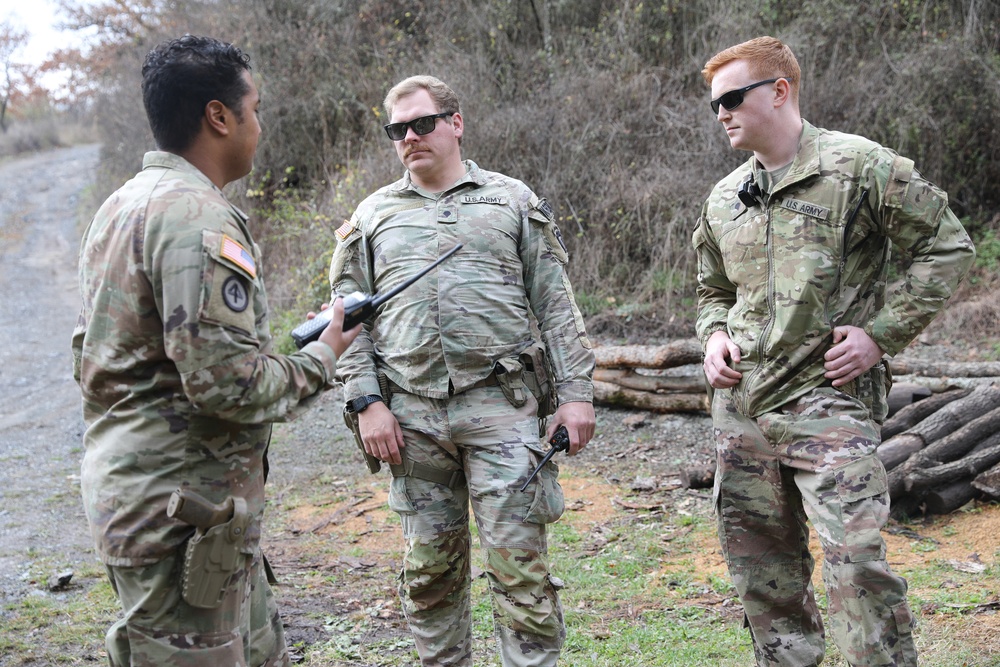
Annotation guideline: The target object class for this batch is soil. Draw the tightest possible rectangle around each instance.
[0,145,997,666]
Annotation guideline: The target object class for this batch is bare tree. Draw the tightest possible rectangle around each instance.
[0,21,28,133]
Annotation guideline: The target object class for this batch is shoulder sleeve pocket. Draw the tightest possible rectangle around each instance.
[527,195,568,264]
[884,155,914,209]
[200,229,257,335]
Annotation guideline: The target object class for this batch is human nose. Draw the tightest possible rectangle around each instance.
[403,123,421,141]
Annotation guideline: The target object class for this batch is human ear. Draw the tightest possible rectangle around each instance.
[205,100,230,136]
[773,78,791,107]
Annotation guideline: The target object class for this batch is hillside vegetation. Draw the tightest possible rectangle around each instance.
[71,0,1000,343]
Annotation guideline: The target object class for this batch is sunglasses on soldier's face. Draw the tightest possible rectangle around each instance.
[710,78,781,114]
[383,112,454,141]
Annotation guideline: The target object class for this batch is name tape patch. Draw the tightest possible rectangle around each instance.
[462,195,507,205]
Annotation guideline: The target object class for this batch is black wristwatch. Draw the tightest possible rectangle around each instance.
[347,394,382,413]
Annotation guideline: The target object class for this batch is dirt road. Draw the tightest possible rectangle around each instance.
[0,144,101,608]
[0,143,719,664]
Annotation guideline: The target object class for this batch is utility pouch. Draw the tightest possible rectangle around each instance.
[520,343,556,418]
[495,357,527,407]
[856,360,893,424]
[180,496,249,609]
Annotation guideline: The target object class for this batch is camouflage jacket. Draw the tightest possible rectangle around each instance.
[330,160,594,404]
[72,152,339,566]
[694,121,975,418]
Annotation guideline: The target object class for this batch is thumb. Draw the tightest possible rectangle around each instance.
[831,326,847,344]
[729,341,741,363]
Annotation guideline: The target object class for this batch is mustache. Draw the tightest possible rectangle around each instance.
[403,145,426,158]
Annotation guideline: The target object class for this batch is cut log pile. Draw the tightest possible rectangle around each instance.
[593,339,1000,517]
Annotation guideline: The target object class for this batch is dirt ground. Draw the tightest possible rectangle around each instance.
[0,145,997,665]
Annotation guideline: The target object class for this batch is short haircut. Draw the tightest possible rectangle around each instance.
[383,75,461,120]
[141,35,252,153]
[702,36,801,104]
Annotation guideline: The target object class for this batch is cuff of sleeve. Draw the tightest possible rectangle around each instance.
[556,381,593,405]
[698,324,728,348]
[344,376,383,400]
[301,341,339,387]
[864,320,902,358]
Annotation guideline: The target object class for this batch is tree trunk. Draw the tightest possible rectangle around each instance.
[904,436,1000,492]
[889,359,1000,377]
[973,461,1000,498]
[593,368,706,394]
[887,384,1000,498]
[881,387,971,440]
[885,382,933,419]
[593,381,708,413]
[923,479,979,515]
[878,434,930,472]
[594,340,703,369]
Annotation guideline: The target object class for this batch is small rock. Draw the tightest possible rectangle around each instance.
[630,476,657,492]
[622,412,649,430]
[49,570,74,591]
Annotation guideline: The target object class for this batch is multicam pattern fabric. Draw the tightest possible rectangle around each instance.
[330,160,594,404]
[389,387,565,666]
[693,122,968,666]
[103,552,289,667]
[330,160,592,666]
[73,151,339,566]
[694,120,975,419]
[712,388,917,667]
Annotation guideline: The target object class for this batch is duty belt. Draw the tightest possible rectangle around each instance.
[449,372,499,395]
[385,372,499,396]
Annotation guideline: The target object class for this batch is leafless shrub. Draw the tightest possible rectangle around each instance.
[77,0,1000,343]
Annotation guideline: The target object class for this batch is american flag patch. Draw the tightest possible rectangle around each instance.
[220,235,256,278]
[335,219,354,241]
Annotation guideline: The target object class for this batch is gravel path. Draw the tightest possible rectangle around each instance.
[0,144,100,609]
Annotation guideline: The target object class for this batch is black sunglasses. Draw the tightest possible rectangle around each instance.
[710,78,781,114]
[383,112,454,141]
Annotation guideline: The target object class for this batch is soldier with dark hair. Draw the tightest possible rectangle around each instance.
[72,35,359,666]
[694,36,975,666]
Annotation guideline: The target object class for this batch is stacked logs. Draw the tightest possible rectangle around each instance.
[593,339,1000,517]
[592,339,709,413]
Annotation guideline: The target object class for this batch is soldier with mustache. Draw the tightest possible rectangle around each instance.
[328,75,596,667]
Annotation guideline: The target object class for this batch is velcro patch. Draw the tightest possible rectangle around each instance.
[777,198,830,220]
[221,275,249,312]
[335,219,355,241]
[462,195,507,205]
[220,235,256,278]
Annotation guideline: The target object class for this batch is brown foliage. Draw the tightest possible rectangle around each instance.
[60,0,1000,340]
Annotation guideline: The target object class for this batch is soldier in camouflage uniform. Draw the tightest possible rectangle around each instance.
[71,36,359,667]
[329,75,596,666]
[694,37,975,666]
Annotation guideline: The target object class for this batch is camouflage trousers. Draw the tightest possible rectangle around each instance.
[387,384,567,667]
[712,386,918,667]
[103,548,289,667]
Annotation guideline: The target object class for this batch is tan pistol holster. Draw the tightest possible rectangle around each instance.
[169,490,250,609]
